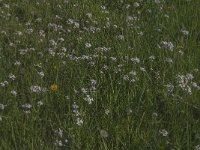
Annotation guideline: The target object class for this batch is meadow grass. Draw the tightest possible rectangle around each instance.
[0,0,200,149]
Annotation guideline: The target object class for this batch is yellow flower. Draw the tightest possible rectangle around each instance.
[50,84,58,92]
[176,45,184,49]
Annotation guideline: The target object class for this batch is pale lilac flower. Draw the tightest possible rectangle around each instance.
[161,41,174,51]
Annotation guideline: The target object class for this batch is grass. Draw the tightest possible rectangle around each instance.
[0,0,200,149]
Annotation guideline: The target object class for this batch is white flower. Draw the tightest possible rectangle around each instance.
[22,103,32,109]
[134,2,140,7]
[159,129,168,136]
[0,82,5,87]
[165,83,174,94]
[86,13,92,18]
[14,61,21,66]
[165,57,173,63]
[37,101,44,107]
[161,41,174,51]
[11,90,17,96]
[181,29,189,35]
[38,71,44,78]
[55,128,63,138]
[195,145,200,150]
[149,55,155,60]
[0,104,6,110]
[131,57,140,63]
[155,0,160,4]
[84,95,94,104]
[105,109,110,115]
[30,85,47,93]
[76,118,83,126]
[117,35,125,40]
[85,42,92,48]
[9,74,16,80]
[100,130,108,138]
[54,140,63,147]
[140,67,146,72]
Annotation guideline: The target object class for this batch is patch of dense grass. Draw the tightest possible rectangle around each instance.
[0,0,200,149]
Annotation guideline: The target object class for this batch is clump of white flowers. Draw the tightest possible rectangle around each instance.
[165,83,174,95]
[54,128,68,147]
[72,102,83,126]
[177,73,194,95]
[161,41,174,51]
[30,85,47,93]
[22,103,32,114]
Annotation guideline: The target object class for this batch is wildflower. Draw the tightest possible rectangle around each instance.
[181,29,189,35]
[161,41,174,51]
[54,140,63,147]
[84,95,94,104]
[100,130,108,138]
[0,104,6,110]
[177,74,193,95]
[9,74,16,80]
[134,2,140,8]
[0,82,5,87]
[165,83,174,94]
[149,55,155,60]
[195,145,200,150]
[30,85,47,93]
[55,128,63,138]
[85,42,92,48]
[37,71,44,78]
[155,0,160,4]
[117,35,125,40]
[105,109,110,115]
[76,118,83,126]
[22,103,32,109]
[37,101,44,107]
[14,61,21,66]
[159,129,168,137]
[11,90,17,96]
[131,57,140,64]
[165,57,173,63]
[126,108,133,115]
[152,112,158,118]
[50,84,58,92]
[140,67,146,72]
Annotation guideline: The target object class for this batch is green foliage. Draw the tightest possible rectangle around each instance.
[0,0,200,149]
